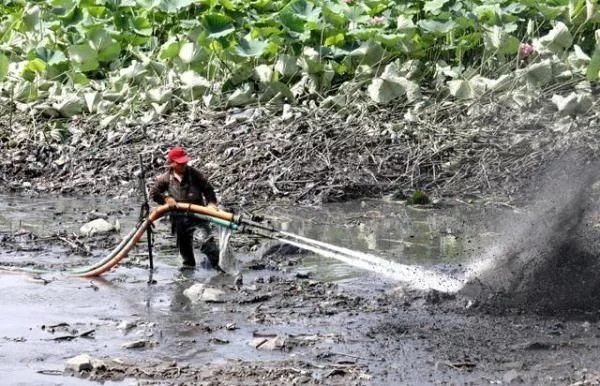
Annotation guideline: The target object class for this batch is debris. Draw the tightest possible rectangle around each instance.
[80,218,117,236]
[503,369,524,384]
[250,335,286,350]
[121,339,158,349]
[225,323,238,330]
[117,320,138,332]
[209,337,230,344]
[65,354,93,372]
[183,284,226,303]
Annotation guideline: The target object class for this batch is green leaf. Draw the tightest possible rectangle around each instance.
[254,64,273,83]
[84,92,101,113]
[158,0,193,13]
[34,48,68,65]
[227,83,255,106]
[68,44,99,72]
[236,37,268,57]
[448,79,474,99]
[23,5,41,30]
[22,58,46,81]
[280,0,320,33]
[203,13,235,38]
[483,26,520,55]
[424,0,450,15]
[53,95,83,118]
[283,0,320,21]
[61,6,83,26]
[179,42,202,64]
[367,78,405,104]
[324,32,345,46]
[587,47,600,80]
[539,22,573,53]
[89,28,121,62]
[418,19,457,34]
[180,70,210,88]
[25,58,46,73]
[397,15,416,32]
[274,54,299,77]
[568,44,590,70]
[133,16,153,36]
[525,59,553,88]
[70,72,90,86]
[98,42,120,62]
[322,3,349,28]
[0,54,8,81]
[349,42,386,66]
[159,38,181,59]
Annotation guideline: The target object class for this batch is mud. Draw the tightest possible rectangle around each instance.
[461,155,600,313]
[2,194,600,385]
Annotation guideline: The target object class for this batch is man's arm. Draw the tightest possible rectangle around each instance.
[149,173,170,205]
[191,168,217,206]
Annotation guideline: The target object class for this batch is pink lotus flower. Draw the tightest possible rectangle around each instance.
[371,16,387,25]
[519,42,535,59]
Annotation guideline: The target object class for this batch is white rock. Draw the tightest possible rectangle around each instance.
[183,284,226,303]
[80,218,115,236]
[250,336,286,350]
[65,354,93,372]
[117,320,137,331]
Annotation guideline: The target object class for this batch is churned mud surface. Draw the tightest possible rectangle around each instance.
[2,195,600,385]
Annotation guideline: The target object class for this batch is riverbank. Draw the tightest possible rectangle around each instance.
[2,102,599,207]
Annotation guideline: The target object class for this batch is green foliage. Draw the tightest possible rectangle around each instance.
[1,0,600,120]
[407,190,431,205]
[0,54,8,81]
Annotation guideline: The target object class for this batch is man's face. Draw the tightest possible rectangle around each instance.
[169,162,186,174]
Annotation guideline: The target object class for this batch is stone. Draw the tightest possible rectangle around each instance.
[80,218,116,236]
[183,284,226,303]
[65,354,93,372]
[121,339,158,349]
[503,369,524,384]
[250,335,286,351]
[116,320,137,332]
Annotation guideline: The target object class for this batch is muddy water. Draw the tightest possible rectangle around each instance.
[0,194,484,384]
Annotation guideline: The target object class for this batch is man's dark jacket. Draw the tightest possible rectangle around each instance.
[150,166,217,206]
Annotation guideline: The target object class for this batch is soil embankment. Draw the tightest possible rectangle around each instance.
[2,103,599,205]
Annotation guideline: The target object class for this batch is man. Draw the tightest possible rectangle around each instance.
[150,147,223,271]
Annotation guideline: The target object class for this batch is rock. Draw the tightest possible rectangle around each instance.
[116,320,137,332]
[250,335,286,351]
[503,369,524,384]
[80,218,116,236]
[65,354,93,372]
[121,339,158,349]
[259,242,304,258]
[183,284,226,303]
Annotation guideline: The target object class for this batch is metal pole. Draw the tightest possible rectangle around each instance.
[139,154,154,271]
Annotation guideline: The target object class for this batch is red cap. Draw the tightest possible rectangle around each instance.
[167,147,190,164]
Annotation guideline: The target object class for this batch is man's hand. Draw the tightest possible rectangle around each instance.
[165,196,176,206]
[207,202,218,210]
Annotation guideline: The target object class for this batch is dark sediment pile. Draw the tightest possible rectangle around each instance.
[461,154,600,313]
